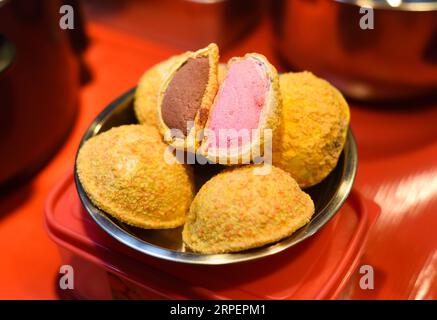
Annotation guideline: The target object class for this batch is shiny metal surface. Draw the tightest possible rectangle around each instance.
[337,0,437,11]
[0,34,14,74]
[74,88,357,265]
[0,0,79,189]
[272,0,437,100]
[83,0,262,50]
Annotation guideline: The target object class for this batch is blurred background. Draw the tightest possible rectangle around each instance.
[0,0,436,299]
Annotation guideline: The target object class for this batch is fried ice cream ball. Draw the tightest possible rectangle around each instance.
[273,72,350,188]
[76,124,194,229]
[182,165,314,254]
[199,53,281,165]
[134,55,182,127]
[157,43,219,152]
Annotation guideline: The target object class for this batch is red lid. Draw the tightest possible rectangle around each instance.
[45,172,379,300]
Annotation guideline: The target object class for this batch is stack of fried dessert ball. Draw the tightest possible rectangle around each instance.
[77,44,350,254]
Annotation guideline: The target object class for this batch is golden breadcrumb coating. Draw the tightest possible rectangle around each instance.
[134,55,181,127]
[217,63,227,84]
[77,124,194,229]
[273,72,350,188]
[182,165,314,254]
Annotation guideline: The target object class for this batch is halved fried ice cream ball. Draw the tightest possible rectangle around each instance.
[157,43,219,152]
[182,165,314,254]
[199,53,281,165]
[76,124,194,229]
[273,72,350,188]
[134,55,182,127]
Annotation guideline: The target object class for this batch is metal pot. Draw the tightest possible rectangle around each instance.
[0,0,81,189]
[83,0,262,50]
[272,0,437,100]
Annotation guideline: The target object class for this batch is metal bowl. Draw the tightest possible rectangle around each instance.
[74,87,358,265]
[272,0,437,100]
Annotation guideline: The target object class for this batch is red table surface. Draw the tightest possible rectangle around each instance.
[0,21,436,300]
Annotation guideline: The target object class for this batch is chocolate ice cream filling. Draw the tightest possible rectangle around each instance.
[161,56,209,136]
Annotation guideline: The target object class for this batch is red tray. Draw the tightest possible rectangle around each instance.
[45,172,380,300]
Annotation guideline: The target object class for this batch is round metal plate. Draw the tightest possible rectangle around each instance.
[74,87,358,265]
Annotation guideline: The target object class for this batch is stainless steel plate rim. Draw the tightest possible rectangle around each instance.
[74,87,358,265]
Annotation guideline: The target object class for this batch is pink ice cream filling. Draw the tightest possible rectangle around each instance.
[207,57,269,149]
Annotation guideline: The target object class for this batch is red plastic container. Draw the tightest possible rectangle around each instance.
[45,172,380,300]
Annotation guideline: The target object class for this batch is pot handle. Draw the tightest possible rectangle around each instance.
[0,34,15,76]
